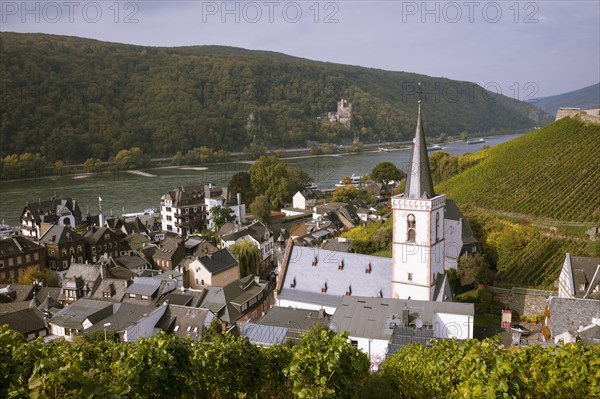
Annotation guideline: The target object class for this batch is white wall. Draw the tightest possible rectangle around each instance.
[433,313,473,339]
[123,305,168,342]
[277,298,337,315]
[353,336,389,370]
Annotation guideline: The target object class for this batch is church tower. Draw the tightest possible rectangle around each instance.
[391,99,446,301]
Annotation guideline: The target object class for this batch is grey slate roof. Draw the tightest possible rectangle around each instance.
[221,221,270,243]
[50,299,113,329]
[156,304,214,339]
[0,307,47,335]
[548,296,600,338]
[0,236,44,256]
[199,274,267,324]
[91,279,130,302]
[84,302,164,333]
[257,306,330,331]
[39,225,84,244]
[331,296,474,341]
[278,245,392,308]
[197,248,238,275]
[125,278,161,296]
[242,323,288,346]
[23,198,82,223]
[404,101,435,199]
[568,255,600,300]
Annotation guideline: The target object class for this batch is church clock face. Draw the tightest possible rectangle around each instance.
[408,214,415,222]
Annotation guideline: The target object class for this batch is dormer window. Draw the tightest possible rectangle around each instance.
[435,212,440,241]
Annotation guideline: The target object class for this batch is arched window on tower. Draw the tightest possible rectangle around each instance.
[407,214,416,242]
[436,212,440,242]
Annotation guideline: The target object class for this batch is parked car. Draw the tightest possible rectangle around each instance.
[511,324,531,336]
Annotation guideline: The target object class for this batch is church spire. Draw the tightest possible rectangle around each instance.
[404,94,435,199]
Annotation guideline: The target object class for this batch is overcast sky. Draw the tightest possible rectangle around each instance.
[2,1,599,97]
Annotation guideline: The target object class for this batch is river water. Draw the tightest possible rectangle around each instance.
[0,134,522,225]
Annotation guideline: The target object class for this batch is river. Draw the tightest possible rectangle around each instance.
[0,134,523,226]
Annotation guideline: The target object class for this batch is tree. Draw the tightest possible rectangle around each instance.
[250,195,272,223]
[228,171,254,204]
[83,158,102,173]
[285,325,370,399]
[53,160,65,176]
[332,185,358,202]
[230,241,260,277]
[210,206,236,232]
[114,147,150,170]
[457,253,496,287]
[16,266,59,287]
[370,162,405,183]
[249,156,310,208]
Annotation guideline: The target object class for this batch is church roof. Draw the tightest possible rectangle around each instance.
[278,245,392,309]
[404,101,435,199]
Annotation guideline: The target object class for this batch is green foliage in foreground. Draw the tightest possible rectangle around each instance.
[383,338,600,399]
[0,324,369,399]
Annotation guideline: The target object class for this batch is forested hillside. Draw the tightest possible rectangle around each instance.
[438,117,600,223]
[0,32,543,163]
[530,82,600,115]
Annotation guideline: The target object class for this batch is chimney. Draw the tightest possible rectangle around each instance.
[237,192,241,205]
[99,212,105,227]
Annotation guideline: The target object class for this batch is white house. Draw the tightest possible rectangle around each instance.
[160,184,245,236]
[293,190,317,210]
[331,296,474,368]
[221,221,274,271]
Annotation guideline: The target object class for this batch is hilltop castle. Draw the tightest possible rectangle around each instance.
[327,99,353,128]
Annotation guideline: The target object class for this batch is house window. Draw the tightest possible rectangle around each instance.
[8,258,13,266]
[167,216,172,221]
[407,214,416,242]
[77,245,82,253]
[252,311,257,320]
[435,212,440,241]
[128,293,136,298]
[174,325,180,332]
[167,225,172,231]
[141,295,149,300]
[34,252,39,261]
[166,207,172,212]
[25,254,31,262]
[408,273,413,281]
[241,303,248,312]
[49,261,56,268]
[49,249,54,256]
[78,257,83,263]
[62,249,67,256]
[0,261,3,268]
[62,260,68,269]
[103,291,111,298]
[92,247,96,253]
[350,340,358,347]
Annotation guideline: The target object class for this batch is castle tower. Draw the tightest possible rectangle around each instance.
[391,100,446,301]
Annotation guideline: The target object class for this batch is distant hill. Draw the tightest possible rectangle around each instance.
[438,117,600,223]
[0,32,544,163]
[529,83,600,116]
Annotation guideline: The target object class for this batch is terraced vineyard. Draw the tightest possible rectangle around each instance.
[438,118,600,223]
